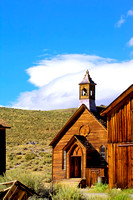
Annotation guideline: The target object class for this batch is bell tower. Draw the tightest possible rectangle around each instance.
[79,70,97,112]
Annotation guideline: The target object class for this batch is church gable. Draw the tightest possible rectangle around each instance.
[67,108,107,153]
[51,105,107,152]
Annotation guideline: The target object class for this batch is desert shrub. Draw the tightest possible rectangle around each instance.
[86,183,109,194]
[8,154,14,160]
[18,172,43,193]
[93,183,109,193]
[123,188,133,194]
[51,184,84,200]
[16,155,22,160]
[25,153,37,161]
[16,151,22,155]
[39,152,46,157]
[107,188,132,200]
[0,169,50,198]
[44,176,52,183]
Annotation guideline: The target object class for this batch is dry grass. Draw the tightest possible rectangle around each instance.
[0,106,77,182]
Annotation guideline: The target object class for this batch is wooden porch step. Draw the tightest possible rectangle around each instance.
[56,178,86,188]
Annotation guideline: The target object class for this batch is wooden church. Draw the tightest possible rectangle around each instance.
[0,118,10,175]
[50,70,108,186]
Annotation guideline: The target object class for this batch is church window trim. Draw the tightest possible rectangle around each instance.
[62,150,66,170]
[100,145,105,160]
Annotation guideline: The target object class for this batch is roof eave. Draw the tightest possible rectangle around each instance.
[49,104,87,147]
[79,82,96,85]
[101,84,133,116]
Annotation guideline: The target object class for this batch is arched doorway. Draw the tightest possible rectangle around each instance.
[70,145,83,178]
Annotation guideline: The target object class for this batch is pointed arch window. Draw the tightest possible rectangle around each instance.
[100,145,105,159]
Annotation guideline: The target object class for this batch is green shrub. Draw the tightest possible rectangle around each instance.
[107,188,132,200]
[8,154,14,160]
[16,151,22,155]
[25,153,37,161]
[0,169,50,198]
[123,188,133,194]
[93,183,109,193]
[16,155,22,160]
[51,184,84,200]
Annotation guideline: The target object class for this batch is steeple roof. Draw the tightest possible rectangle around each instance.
[79,70,96,85]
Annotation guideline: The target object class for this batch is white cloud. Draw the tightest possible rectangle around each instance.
[128,37,133,46]
[11,54,133,110]
[115,8,133,28]
[115,15,125,28]
[26,54,113,87]
[127,9,133,16]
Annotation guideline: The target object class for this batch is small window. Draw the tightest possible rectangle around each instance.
[63,150,66,170]
[90,90,93,96]
[100,145,105,159]
[82,88,87,96]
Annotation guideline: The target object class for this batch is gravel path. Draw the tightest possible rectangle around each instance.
[80,189,133,199]
[80,189,108,199]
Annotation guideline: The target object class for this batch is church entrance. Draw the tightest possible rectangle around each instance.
[70,156,81,178]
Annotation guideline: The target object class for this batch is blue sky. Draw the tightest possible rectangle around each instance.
[0,0,133,110]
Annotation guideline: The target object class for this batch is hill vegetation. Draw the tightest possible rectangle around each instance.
[0,107,77,182]
[0,107,133,199]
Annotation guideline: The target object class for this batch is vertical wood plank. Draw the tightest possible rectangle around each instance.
[111,144,114,188]
[128,146,131,187]
[131,98,133,142]
[122,106,125,142]
[113,144,116,186]
[112,113,115,143]
[108,144,111,188]
[119,109,122,143]
[124,104,127,142]
[131,146,133,187]
[127,101,130,142]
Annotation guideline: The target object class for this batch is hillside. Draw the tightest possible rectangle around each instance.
[0,107,77,182]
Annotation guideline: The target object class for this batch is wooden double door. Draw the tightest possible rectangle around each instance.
[70,156,81,178]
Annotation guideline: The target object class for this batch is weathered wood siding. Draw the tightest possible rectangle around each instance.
[0,128,6,175]
[108,98,133,143]
[52,108,107,180]
[108,144,133,188]
[107,97,133,188]
[86,168,105,186]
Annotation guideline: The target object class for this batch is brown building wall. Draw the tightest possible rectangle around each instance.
[52,109,107,180]
[0,128,6,175]
[107,98,133,143]
[108,144,133,188]
[107,97,133,188]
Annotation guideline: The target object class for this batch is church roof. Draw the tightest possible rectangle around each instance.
[0,118,11,128]
[79,70,96,85]
[63,135,107,167]
[74,135,96,151]
[49,104,107,147]
[63,135,95,151]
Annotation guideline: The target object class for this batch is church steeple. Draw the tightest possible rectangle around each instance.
[79,70,97,112]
